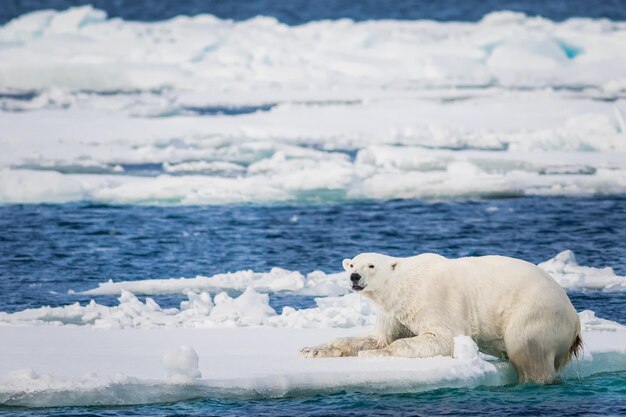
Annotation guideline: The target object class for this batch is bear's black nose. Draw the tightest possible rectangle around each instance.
[350,273,361,283]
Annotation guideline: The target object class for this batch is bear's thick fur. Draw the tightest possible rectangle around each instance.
[300,253,582,384]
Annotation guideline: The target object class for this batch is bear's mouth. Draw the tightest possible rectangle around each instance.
[352,284,366,291]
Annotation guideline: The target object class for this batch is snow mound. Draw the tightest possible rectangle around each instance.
[162,345,202,383]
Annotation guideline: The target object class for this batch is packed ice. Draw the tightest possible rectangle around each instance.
[1,8,626,204]
[1,6,625,93]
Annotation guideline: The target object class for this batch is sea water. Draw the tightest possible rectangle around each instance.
[1,198,626,319]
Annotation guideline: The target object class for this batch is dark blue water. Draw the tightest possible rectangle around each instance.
[2,0,626,25]
[2,197,625,321]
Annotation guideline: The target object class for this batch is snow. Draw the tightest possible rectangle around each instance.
[0,95,624,203]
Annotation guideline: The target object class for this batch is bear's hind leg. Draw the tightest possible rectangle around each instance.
[505,323,559,384]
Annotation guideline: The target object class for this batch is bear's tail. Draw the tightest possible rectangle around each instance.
[569,334,583,361]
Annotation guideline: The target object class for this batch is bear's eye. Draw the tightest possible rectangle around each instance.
[369,264,374,268]
[350,264,353,268]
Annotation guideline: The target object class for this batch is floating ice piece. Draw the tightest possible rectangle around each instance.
[578,310,626,333]
[1,9,626,205]
[3,251,624,330]
[0,169,86,203]
[80,269,349,297]
[538,250,626,290]
[0,252,622,330]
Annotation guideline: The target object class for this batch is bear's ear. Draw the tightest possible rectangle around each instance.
[342,258,352,271]
[391,261,398,271]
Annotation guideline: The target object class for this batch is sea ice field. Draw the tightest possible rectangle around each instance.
[1,1,626,416]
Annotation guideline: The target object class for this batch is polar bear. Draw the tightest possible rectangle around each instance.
[300,253,582,384]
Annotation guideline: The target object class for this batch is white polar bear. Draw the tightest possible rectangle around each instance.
[300,253,582,384]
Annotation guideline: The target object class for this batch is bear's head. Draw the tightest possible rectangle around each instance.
[342,253,398,294]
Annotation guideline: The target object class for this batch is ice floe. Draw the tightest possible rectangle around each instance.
[0,316,624,407]
[1,9,626,204]
[1,96,625,204]
[79,268,347,297]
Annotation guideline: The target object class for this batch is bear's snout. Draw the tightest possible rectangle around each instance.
[350,273,361,283]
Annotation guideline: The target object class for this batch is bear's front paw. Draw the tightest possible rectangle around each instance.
[358,349,390,358]
[300,346,344,358]
[299,347,322,358]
